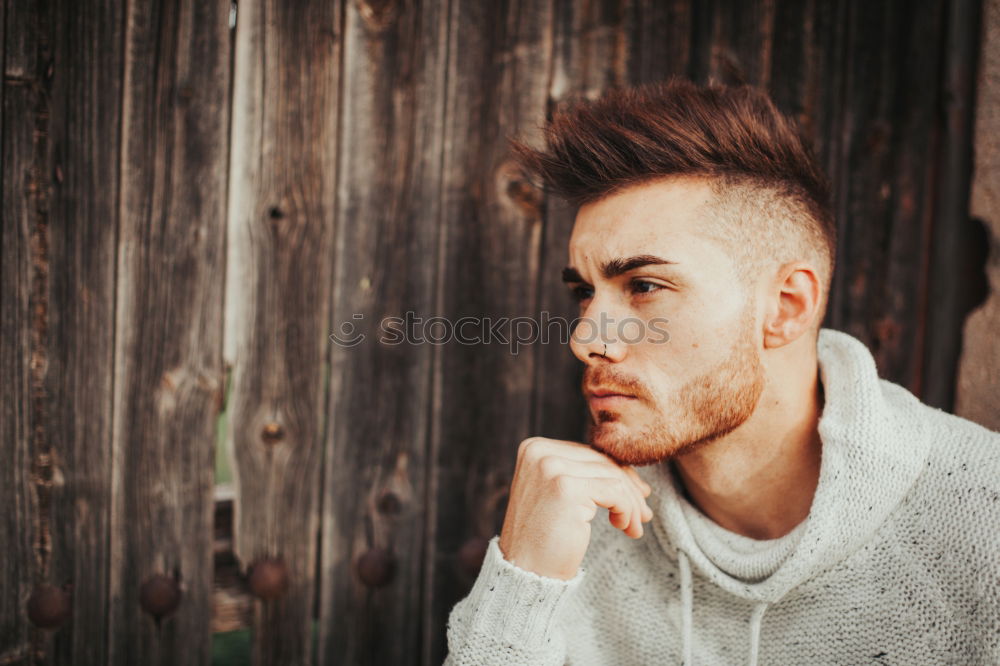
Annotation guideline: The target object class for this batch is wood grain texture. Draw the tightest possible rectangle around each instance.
[922,0,983,409]
[316,0,448,663]
[825,0,948,392]
[42,0,124,664]
[224,0,340,663]
[424,1,554,663]
[108,1,231,664]
[704,0,776,87]
[2,1,41,662]
[0,2,122,663]
[626,0,691,85]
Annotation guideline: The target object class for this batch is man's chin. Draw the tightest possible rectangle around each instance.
[586,421,677,467]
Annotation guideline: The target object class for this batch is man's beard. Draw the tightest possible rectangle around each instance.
[584,314,765,467]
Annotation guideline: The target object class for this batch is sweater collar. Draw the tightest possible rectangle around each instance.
[640,327,933,603]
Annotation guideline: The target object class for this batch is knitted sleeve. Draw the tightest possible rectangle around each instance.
[443,535,585,665]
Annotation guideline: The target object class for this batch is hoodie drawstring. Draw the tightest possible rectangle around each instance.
[677,550,771,666]
[678,550,694,665]
[747,601,768,666]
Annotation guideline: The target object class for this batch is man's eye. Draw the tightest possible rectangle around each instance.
[631,279,665,295]
[570,285,593,302]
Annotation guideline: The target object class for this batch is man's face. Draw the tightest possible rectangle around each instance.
[565,177,767,466]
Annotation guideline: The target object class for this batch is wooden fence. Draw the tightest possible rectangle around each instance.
[1,0,988,664]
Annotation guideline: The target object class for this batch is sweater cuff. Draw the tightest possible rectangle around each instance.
[465,535,585,648]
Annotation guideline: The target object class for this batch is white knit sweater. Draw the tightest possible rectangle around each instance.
[444,328,1000,665]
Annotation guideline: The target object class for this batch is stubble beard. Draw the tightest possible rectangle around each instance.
[585,320,766,467]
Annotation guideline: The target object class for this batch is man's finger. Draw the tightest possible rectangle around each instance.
[622,465,653,497]
[579,476,646,538]
[540,458,652,517]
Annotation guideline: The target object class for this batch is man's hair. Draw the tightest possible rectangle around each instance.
[509,77,837,328]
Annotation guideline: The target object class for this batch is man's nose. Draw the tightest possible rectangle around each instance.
[569,304,627,364]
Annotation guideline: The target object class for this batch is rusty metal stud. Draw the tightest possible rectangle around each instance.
[457,537,489,578]
[139,574,181,619]
[376,490,402,515]
[260,422,284,444]
[26,584,72,629]
[356,547,396,588]
[248,558,289,600]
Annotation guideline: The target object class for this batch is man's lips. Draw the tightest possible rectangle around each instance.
[586,388,637,403]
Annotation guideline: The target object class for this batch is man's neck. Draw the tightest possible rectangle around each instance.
[671,359,825,541]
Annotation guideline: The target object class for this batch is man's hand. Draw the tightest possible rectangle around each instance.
[497,437,654,580]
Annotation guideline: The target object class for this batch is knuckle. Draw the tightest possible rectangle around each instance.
[537,455,561,479]
[518,436,543,460]
[554,474,574,496]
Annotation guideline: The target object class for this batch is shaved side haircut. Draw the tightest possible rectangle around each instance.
[510,78,837,328]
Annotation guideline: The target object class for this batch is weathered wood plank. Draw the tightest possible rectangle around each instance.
[0,2,121,663]
[823,0,947,393]
[108,1,231,664]
[687,0,718,83]
[0,89,39,666]
[42,0,125,663]
[870,0,947,393]
[626,0,691,85]
[922,0,984,409]
[315,0,448,664]
[224,1,340,663]
[424,1,554,663]
[548,0,626,103]
[768,0,815,126]
[703,0,776,87]
[1,2,42,662]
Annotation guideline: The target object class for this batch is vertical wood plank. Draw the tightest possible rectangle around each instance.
[0,1,121,662]
[1,1,42,661]
[224,1,340,663]
[768,0,819,127]
[424,1,554,663]
[681,0,780,90]
[826,0,948,392]
[109,1,231,664]
[875,0,948,392]
[316,0,449,663]
[687,0,717,83]
[922,0,984,409]
[43,0,125,663]
[625,0,691,85]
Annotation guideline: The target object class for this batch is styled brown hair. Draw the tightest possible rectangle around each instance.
[510,77,837,322]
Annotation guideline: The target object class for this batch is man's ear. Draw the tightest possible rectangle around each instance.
[763,261,821,349]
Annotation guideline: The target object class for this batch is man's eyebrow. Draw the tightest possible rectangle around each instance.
[561,255,678,283]
[561,267,584,283]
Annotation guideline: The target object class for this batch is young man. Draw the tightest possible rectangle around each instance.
[443,79,1000,665]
